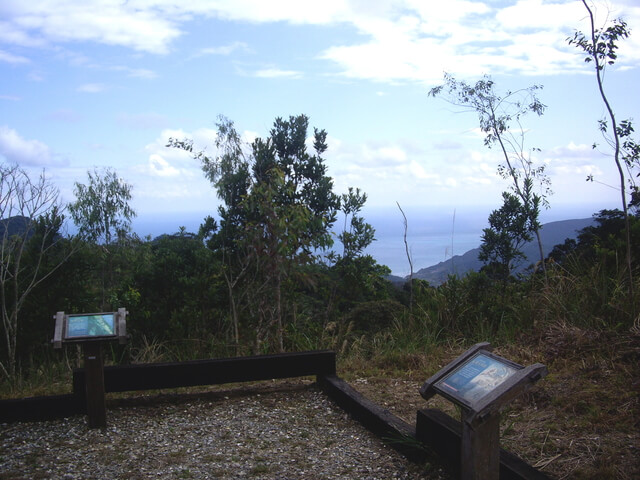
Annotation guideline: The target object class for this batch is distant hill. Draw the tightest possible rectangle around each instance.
[403,217,594,286]
[0,216,33,238]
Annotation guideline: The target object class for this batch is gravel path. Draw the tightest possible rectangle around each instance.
[1,383,442,480]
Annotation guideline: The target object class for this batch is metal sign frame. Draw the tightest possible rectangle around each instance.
[420,342,547,424]
[419,342,548,479]
[52,308,127,348]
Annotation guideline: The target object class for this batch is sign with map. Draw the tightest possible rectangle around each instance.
[66,314,115,338]
[435,352,519,403]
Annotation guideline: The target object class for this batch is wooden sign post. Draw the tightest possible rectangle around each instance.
[52,308,128,428]
[419,343,547,480]
[83,341,106,428]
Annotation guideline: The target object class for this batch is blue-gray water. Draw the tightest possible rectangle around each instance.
[131,203,609,277]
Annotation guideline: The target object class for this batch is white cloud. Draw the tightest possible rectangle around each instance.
[142,127,217,169]
[0,19,45,48]
[2,1,181,54]
[0,125,64,166]
[111,66,158,79]
[536,141,627,203]
[254,67,303,79]
[77,83,107,93]
[135,126,219,180]
[128,126,221,210]
[148,153,180,177]
[543,142,604,177]
[322,0,640,83]
[323,135,507,207]
[2,0,638,82]
[195,41,249,57]
[0,49,29,64]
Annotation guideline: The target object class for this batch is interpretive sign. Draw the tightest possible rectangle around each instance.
[419,342,546,418]
[52,309,127,348]
[434,351,522,407]
[51,308,128,428]
[419,342,547,480]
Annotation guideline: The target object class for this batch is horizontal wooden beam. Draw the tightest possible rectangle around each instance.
[0,394,84,423]
[416,409,552,480]
[318,374,425,462]
[2,351,335,423]
[74,350,336,394]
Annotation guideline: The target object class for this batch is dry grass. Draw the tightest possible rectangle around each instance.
[339,323,639,480]
[2,317,638,479]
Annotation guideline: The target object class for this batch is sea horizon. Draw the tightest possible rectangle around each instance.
[130,202,608,277]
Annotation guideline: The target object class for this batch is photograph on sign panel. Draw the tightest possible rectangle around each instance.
[66,314,115,338]
[437,353,518,403]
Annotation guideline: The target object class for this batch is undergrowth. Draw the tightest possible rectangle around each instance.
[2,256,639,479]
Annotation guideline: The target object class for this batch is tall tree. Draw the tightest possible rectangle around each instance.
[0,164,74,378]
[429,74,550,277]
[69,167,136,246]
[568,1,639,300]
[69,167,136,310]
[170,114,339,352]
[479,192,536,282]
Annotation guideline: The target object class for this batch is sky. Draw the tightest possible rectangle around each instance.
[2,0,640,240]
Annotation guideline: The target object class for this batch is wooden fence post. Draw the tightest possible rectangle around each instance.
[83,342,106,428]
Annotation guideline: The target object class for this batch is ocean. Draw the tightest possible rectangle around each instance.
[131,206,486,277]
[131,203,605,278]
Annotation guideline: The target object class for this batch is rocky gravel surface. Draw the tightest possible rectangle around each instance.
[1,382,440,480]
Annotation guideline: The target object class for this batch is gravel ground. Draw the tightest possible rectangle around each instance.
[0,382,441,480]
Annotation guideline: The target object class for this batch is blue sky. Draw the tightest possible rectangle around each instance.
[2,0,640,235]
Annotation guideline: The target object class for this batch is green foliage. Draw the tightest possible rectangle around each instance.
[428,73,546,149]
[69,167,136,245]
[545,209,640,327]
[338,187,375,259]
[169,114,383,353]
[568,1,639,299]
[344,299,404,333]
[128,231,226,341]
[479,192,538,280]
[429,74,550,274]
[0,164,75,379]
[5,99,640,403]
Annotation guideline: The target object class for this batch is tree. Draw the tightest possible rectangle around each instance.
[0,164,74,378]
[429,74,550,277]
[130,230,225,343]
[549,209,639,269]
[339,187,375,260]
[69,167,136,245]
[170,114,340,352]
[568,0,640,299]
[479,192,536,282]
[69,167,136,310]
[322,188,381,324]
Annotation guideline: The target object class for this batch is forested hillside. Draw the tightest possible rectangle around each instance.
[412,217,595,285]
[2,111,640,478]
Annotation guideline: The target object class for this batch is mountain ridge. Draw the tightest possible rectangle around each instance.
[387,217,594,285]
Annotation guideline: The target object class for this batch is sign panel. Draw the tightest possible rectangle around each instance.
[66,314,115,338]
[435,352,518,403]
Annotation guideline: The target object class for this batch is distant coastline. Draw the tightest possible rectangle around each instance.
[130,203,609,277]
